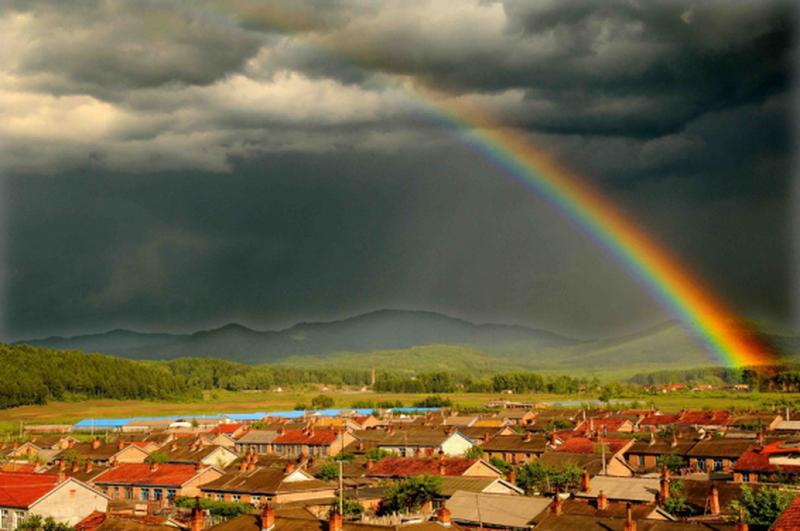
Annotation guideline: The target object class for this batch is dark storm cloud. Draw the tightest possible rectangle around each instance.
[0,0,796,339]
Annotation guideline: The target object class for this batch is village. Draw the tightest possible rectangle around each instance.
[1,401,800,530]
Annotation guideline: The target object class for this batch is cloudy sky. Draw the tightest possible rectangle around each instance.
[0,0,797,341]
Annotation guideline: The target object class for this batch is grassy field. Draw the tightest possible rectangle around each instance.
[1,388,798,434]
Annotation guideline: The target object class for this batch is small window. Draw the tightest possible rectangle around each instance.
[167,489,177,501]
[638,455,645,467]
[232,494,241,502]
[125,487,133,500]
[251,495,261,505]
[713,459,723,471]
[140,488,150,501]
[742,473,750,483]
[697,460,706,472]
[216,493,224,501]
[154,489,163,501]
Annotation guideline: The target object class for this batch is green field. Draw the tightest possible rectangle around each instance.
[1,389,798,434]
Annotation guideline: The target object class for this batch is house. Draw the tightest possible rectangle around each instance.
[674,411,731,431]
[161,439,239,468]
[639,414,681,432]
[438,477,522,497]
[625,434,695,472]
[573,475,660,504]
[376,427,475,457]
[445,491,550,529]
[209,503,465,531]
[733,440,800,483]
[686,438,758,473]
[54,437,150,466]
[574,418,635,435]
[442,416,478,427]
[366,457,502,478]
[93,462,223,505]
[201,464,336,506]
[480,433,548,464]
[496,409,536,426]
[772,493,800,531]
[271,428,355,458]
[0,471,108,528]
[554,437,634,457]
[538,452,634,479]
[235,429,281,455]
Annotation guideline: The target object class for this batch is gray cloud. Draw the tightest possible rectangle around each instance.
[0,0,796,339]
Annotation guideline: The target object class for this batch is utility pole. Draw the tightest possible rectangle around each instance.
[339,460,344,516]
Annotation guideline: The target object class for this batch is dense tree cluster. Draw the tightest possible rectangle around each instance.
[0,344,193,408]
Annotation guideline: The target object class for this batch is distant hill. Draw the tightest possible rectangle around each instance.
[17,310,798,375]
[18,309,575,364]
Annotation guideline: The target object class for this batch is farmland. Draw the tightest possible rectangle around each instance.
[1,388,798,434]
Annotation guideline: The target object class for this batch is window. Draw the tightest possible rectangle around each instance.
[251,495,261,505]
[232,494,241,502]
[113,487,120,499]
[125,487,133,500]
[696,460,706,472]
[742,473,750,483]
[638,455,645,467]
[216,493,224,501]
[0,509,7,529]
[167,489,177,501]
[154,489,163,501]
[14,512,25,529]
[713,459,723,471]
[140,488,150,501]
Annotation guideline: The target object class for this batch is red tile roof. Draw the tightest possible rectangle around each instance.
[555,437,631,455]
[273,429,339,446]
[734,441,800,473]
[675,410,731,426]
[367,457,484,477]
[212,424,243,435]
[639,414,680,426]
[773,493,800,531]
[574,418,629,434]
[0,472,60,508]
[94,463,200,486]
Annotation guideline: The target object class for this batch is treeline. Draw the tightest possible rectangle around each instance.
[0,343,195,408]
[627,365,800,392]
[374,371,596,394]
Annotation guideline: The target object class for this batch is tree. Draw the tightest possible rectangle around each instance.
[729,485,796,527]
[516,461,582,495]
[663,480,691,516]
[656,454,685,473]
[315,460,340,481]
[365,448,392,462]
[174,496,253,518]
[464,446,484,459]
[412,395,452,408]
[145,451,169,464]
[488,456,511,475]
[311,395,335,409]
[378,475,442,515]
[328,498,364,520]
[16,515,74,530]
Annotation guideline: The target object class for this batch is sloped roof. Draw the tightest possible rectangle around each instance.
[733,440,800,473]
[573,476,658,503]
[439,477,521,496]
[94,463,203,487]
[481,434,547,453]
[237,430,281,444]
[202,467,332,495]
[445,491,549,527]
[367,457,496,478]
[0,472,59,508]
[675,411,731,427]
[685,438,756,458]
[772,493,800,531]
[555,437,632,455]
[273,429,340,446]
[627,437,695,456]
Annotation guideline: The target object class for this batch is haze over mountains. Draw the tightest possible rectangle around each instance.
[18,309,800,376]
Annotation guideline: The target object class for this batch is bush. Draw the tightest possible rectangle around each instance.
[412,395,452,408]
[464,446,484,459]
[365,448,392,462]
[378,475,442,515]
[311,395,335,409]
[174,497,253,518]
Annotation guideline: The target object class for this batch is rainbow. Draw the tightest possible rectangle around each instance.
[410,87,772,367]
[216,5,774,366]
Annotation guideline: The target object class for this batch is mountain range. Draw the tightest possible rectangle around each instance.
[16,309,800,376]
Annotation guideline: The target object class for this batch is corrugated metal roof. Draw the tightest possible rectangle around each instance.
[446,491,549,527]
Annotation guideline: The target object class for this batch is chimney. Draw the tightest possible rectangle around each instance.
[239,460,248,472]
[439,461,447,476]
[580,468,590,492]
[550,492,563,516]
[438,449,445,462]
[436,506,452,527]
[357,440,365,452]
[71,460,79,473]
[483,432,490,444]
[387,425,395,435]
[597,490,608,510]
[659,475,670,504]
[708,485,720,515]
[278,426,286,436]
[57,460,66,483]
[85,460,93,473]
[118,440,125,451]
[261,503,275,531]
[670,433,678,448]
[150,461,159,473]
[524,431,532,443]
[190,497,204,531]
[757,430,765,447]
[329,508,343,531]
[171,440,178,451]
[548,430,557,447]
[285,462,295,474]
[649,432,655,446]
[506,468,516,484]
[92,437,101,450]
[736,506,748,531]
[12,441,18,450]
[366,459,374,471]
[623,502,636,531]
